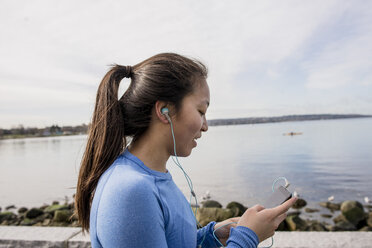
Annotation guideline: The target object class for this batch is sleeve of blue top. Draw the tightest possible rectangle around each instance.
[96,180,168,248]
[226,226,259,248]
[197,222,259,248]
[197,221,221,247]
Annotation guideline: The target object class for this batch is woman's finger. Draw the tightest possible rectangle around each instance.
[271,197,297,216]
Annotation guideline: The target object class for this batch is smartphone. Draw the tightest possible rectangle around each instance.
[263,185,292,208]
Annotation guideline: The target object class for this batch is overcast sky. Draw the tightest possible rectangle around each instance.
[1,0,371,129]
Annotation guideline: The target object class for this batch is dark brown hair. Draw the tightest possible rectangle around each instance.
[75,53,208,232]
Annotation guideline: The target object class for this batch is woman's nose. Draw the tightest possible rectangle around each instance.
[201,116,208,132]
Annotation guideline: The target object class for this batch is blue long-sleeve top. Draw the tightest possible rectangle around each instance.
[90,149,259,248]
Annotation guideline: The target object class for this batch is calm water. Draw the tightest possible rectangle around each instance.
[1,118,372,217]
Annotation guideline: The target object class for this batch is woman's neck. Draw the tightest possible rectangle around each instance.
[128,132,170,173]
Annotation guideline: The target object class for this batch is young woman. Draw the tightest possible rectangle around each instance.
[75,53,297,248]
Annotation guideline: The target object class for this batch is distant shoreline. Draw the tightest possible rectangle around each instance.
[1,114,371,140]
[207,114,372,126]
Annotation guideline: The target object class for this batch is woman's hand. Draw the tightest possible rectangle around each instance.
[237,197,297,242]
[214,217,240,246]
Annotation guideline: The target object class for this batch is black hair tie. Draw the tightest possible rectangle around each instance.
[125,66,132,78]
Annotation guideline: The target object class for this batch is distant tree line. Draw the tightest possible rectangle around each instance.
[0,124,89,139]
[207,114,372,126]
[1,114,371,139]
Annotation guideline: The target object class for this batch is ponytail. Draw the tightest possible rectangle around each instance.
[75,65,131,232]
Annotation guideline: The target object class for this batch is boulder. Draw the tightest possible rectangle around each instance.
[305,208,319,213]
[292,198,307,209]
[40,204,49,210]
[287,211,301,217]
[359,226,372,231]
[319,202,341,211]
[25,208,44,219]
[202,200,222,208]
[364,204,372,210]
[226,202,247,216]
[285,215,307,231]
[20,218,36,226]
[44,204,69,215]
[306,221,328,231]
[333,214,348,223]
[366,212,372,227]
[0,212,16,223]
[196,208,235,227]
[18,207,28,214]
[5,205,16,210]
[42,219,51,226]
[341,201,365,225]
[53,210,72,223]
[330,221,357,231]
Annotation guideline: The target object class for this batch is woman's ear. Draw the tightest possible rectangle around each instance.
[155,101,170,124]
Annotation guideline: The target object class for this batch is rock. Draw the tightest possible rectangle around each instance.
[44,204,69,215]
[292,198,307,209]
[33,213,52,224]
[305,208,319,213]
[68,202,75,210]
[333,214,348,223]
[319,202,341,211]
[364,204,372,210]
[0,212,16,223]
[52,201,59,205]
[202,200,222,208]
[359,226,372,231]
[285,215,307,231]
[341,200,365,225]
[40,204,49,210]
[330,220,357,231]
[18,207,28,214]
[287,211,301,217]
[71,220,80,227]
[5,205,16,210]
[42,219,51,226]
[226,202,247,216]
[367,212,372,227]
[25,208,44,219]
[321,214,333,218]
[20,218,36,226]
[53,210,72,223]
[195,208,235,227]
[306,222,328,231]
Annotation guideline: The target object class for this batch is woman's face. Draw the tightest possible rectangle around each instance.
[172,78,210,157]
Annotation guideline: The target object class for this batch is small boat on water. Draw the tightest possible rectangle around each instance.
[283,132,303,136]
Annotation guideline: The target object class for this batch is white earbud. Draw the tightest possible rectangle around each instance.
[161,107,171,122]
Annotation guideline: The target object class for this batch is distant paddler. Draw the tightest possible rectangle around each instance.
[283,132,303,136]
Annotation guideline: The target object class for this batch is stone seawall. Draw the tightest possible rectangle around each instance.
[1,226,372,248]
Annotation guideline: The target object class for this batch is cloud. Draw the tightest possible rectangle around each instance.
[0,0,371,128]
[302,3,372,89]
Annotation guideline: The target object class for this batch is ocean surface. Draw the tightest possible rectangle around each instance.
[1,117,372,220]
